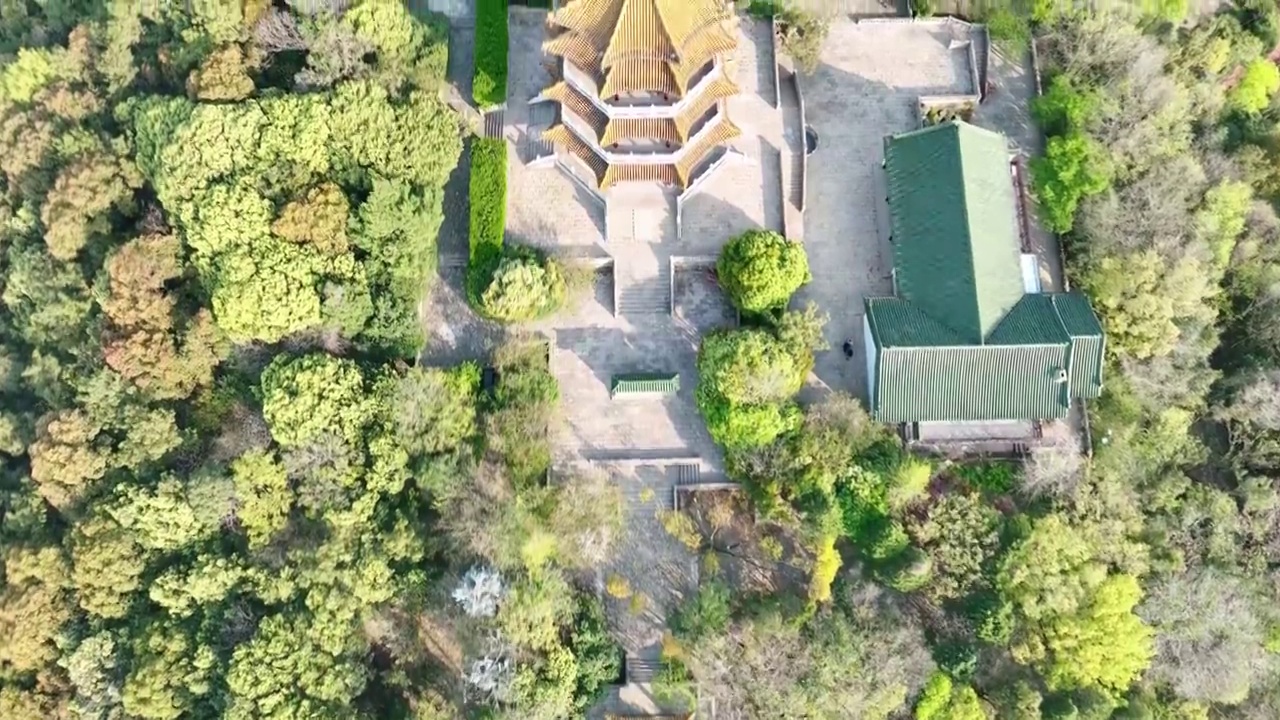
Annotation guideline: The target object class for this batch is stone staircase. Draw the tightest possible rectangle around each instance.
[620,479,673,511]
[613,250,669,318]
[787,149,804,209]
[674,463,701,486]
[625,654,664,684]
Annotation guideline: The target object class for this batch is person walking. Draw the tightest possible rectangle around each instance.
[842,339,854,359]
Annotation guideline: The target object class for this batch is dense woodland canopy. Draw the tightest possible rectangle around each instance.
[12,1,1280,719]
[0,2,626,719]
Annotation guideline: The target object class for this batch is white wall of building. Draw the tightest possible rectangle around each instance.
[863,314,877,406]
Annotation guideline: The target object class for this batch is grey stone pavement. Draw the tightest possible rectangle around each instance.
[795,20,975,401]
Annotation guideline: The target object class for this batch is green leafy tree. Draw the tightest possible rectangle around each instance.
[224,615,368,720]
[122,622,217,720]
[70,512,149,619]
[393,364,480,457]
[1229,58,1280,114]
[232,450,293,550]
[717,229,811,312]
[1032,133,1111,233]
[186,44,255,101]
[998,515,1154,695]
[272,182,350,255]
[698,329,806,406]
[261,353,369,448]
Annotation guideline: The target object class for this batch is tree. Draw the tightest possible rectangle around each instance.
[260,353,369,448]
[1230,59,1280,114]
[717,229,811,313]
[453,566,505,618]
[1032,133,1111,234]
[1139,568,1274,705]
[272,182,349,255]
[915,672,989,720]
[497,570,576,653]
[698,329,806,406]
[122,622,217,720]
[224,615,368,720]
[69,513,149,619]
[681,580,934,719]
[547,470,624,569]
[393,364,479,458]
[187,45,255,101]
[40,151,141,261]
[29,409,110,509]
[0,545,74,674]
[906,492,1001,600]
[998,515,1154,695]
[231,450,292,550]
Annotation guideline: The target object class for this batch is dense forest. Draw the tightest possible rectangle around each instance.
[0,2,627,719]
[12,1,1280,719]
[656,1,1280,719]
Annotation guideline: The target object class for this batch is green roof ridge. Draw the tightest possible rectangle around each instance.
[884,120,1023,343]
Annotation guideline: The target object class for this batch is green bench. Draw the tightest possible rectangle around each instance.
[610,373,680,398]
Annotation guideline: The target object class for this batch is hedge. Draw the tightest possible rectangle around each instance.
[470,137,507,259]
[474,0,509,107]
[468,137,507,308]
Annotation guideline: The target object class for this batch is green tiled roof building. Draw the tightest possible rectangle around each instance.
[864,121,1104,424]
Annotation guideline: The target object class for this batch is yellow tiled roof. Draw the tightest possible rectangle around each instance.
[674,76,736,138]
[676,116,740,185]
[602,163,680,189]
[602,117,680,147]
[543,81,608,140]
[546,0,738,100]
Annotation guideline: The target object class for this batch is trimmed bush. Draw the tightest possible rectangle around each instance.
[472,246,567,323]
[474,0,509,107]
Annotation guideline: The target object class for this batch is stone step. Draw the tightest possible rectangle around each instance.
[481,107,505,138]
[675,463,701,485]
[625,657,664,684]
[788,152,804,209]
[439,253,468,270]
[620,485,674,510]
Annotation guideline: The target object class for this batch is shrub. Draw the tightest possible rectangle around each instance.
[807,535,842,604]
[717,229,811,313]
[474,247,567,323]
[670,581,733,642]
[605,574,632,599]
[983,7,1031,49]
[954,460,1018,495]
[469,137,506,262]
[886,457,933,510]
[473,0,509,106]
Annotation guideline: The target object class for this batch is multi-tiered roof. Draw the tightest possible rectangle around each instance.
[539,0,742,191]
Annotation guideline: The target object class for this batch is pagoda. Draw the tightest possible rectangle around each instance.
[537,0,742,191]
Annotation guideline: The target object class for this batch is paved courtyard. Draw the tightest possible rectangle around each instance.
[796,20,976,400]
